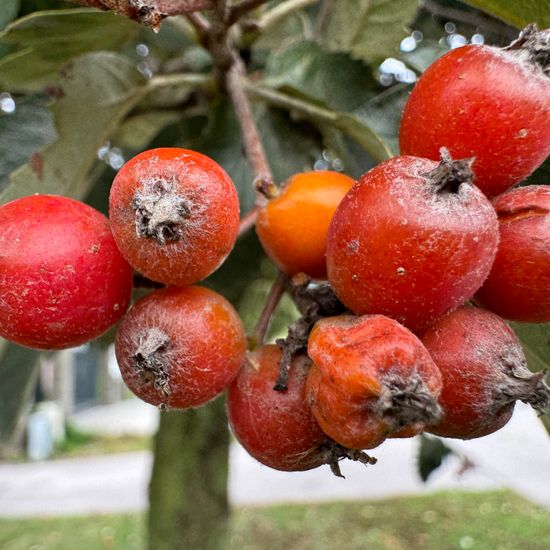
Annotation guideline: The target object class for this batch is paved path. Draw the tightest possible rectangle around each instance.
[1,402,549,518]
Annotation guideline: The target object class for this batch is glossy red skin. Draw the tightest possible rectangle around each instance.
[109,148,239,286]
[306,315,442,450]
[0,195,133,350]
[420,306,528,439]
[115,286,246,409]
[227,345,327,472]
[399,44,550,197]
[475,186,550,322]
[326,156,499,331]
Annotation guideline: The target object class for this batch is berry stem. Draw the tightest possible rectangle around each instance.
[251,271,287,348]
[226,55,275,202]
[237,205,260,236]
[275,275,346,391]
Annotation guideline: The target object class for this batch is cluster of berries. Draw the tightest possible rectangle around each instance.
[0,25,548,476]
[229,25,550,473]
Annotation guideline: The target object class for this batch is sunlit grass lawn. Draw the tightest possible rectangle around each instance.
[1,490,549,550]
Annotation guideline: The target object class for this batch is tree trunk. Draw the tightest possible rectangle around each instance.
[148,397,230,549]
[0,341,40,458]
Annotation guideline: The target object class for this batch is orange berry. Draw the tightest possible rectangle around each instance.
[256,170,354,279]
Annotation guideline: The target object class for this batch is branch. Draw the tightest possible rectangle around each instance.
[185,11,211,44]
[67,0,215,30]
[227,0,270,25]
[226,56,274,200]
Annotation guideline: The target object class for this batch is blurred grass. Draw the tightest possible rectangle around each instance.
[52,424,151,459]
[1,490,550,549]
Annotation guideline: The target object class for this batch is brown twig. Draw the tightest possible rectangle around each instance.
[226,55,275,200]
[185,11,211,44]
[67,0,216,29]
[251,271,287,348]
[227,0,270,25]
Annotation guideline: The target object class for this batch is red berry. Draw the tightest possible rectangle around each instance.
[420,305,549,439]
[475,185,550,322]
[115,286,246,409]
[306,315,442,450]
[399,26,550,197]
[109,148,240,286]
[326,151,499,331]
[227,345,328,471]
[256,171,354,279]
[0,195,133,350]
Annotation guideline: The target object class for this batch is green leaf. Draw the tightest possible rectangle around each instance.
[0,95,57,192]
[112,110,185,151]
[0,52,148,205]
[417,434,454,482]
[252,7,310,51]
[512,322,550,373]
[248,84,392,163]
[0,340,40,454]
[0,0,20,31]
[264,40,377,111]
[321,0,420,65]
[460,0,550,29]
[0,9,139,92]
[257,105,323,183]
[355,84,410,155]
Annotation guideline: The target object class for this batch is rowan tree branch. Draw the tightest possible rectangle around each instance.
[67,0,215,29]
[226,56,275,200]
[185,11,212,44]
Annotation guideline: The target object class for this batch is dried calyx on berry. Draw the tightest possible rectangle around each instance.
[505,24,550,76]
[422,147,474,194]
[132,179,192,245]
